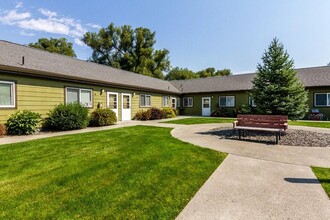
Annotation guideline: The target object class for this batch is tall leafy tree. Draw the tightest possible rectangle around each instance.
[82,23,170,79]
[251,38,308,120]
[196,67,232,78]
[29,38,76,57]
[165,67,196,80]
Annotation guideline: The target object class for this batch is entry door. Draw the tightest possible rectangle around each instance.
[122,93,131,121]
[107,92,118,118]
[202,97,211,116]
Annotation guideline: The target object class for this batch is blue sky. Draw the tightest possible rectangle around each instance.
[1,0,330,74]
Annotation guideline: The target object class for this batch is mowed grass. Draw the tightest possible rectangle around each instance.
[164,117,330,128]
[312,167,330,198]
[289,121,330,128]
[0,126,226,219]
[162,117,235,125]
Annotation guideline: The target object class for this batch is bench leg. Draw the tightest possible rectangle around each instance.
[279,132,281,140]
[238,129,241,140]
[275,134,279,145]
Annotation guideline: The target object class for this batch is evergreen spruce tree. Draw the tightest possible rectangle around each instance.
[251,38,308,120]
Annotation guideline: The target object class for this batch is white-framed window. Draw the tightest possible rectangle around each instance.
[248,96,256,107]
[163,96,169,107]
[183,97,193,107]
[171,97,176,108]
[66,87,93,107]
[0,80,15,108]
[140,94,151,107]
[177,97,181,108]
[219,96,235,107]
[314,93,330,106]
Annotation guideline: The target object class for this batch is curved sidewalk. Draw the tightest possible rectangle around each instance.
[169,123,330,219]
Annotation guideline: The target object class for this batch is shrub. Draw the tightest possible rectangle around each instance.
[141,109,151,120]
[162,107,176,118]
[45,103,89,131]
[134,110,143,120]
[89,109,117,126]
[0,124,7,136]
[6,110,41,135]
[149,107,164,120]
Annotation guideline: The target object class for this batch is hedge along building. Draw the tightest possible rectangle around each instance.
[1,40,330,123]
[171,66,330,119]
[0,41,181,123]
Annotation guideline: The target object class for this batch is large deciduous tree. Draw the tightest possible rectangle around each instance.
[82,23,170,79]
[251,38,308,120]
[29,38,76,57]
[165,67,196,80]
[196,67,232,78]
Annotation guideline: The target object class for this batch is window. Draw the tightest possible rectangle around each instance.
[219,96,235,107]
[177,97,181,108]
[108,93,117,109]
[183,97,193,107]
[66,87,92,107]
[0,81,15,108]
[140,94,151,107]
[315,93,330,106]
[171,97,176,108]
[248,96,256,107]
[163,96,169,107]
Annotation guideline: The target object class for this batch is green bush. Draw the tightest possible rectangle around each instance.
[6,110,41,135]
[134,110,143,120]
[45,103,89,131]
[162,107,176,118]
[89,109,117,126]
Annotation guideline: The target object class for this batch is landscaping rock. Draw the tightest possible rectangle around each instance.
[210,128,330,147]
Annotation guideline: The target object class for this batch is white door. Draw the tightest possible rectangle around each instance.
[202,97,211,116]
[107,92,118,118]
[122,93,131,121]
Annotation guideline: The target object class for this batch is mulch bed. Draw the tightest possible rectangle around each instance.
[210,128,330,147]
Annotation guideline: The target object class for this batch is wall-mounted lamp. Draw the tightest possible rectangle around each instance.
[100,89,105,95]
[211,96,214,98]
[132,92,136,96]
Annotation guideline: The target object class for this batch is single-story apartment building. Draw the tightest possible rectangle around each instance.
[0,40,330,123]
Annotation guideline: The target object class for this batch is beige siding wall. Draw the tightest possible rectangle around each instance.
[0,72,178,123]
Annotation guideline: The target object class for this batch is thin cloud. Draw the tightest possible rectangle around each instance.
[0,3,92,46]
[19,30,35,36]
[86,23,101,29]
[15,2,23,9]
[38,8,57,18]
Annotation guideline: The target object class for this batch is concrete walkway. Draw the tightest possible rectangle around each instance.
[169,122,330,219]
[1,118,329,219]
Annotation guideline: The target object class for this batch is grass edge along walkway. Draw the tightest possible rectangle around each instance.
[0,125,226,219]
[163,117,330,128]
[312,167,330,198]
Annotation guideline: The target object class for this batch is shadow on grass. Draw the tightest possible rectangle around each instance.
[284,177,330,184]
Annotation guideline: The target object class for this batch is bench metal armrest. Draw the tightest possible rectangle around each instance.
[283,123,288,130]
[233,121,238,128]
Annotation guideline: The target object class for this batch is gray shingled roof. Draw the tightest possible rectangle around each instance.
[171,66,330,94]
[1,40,330,95]
[0,40,181,94]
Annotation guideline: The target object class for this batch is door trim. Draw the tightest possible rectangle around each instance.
[106,92,119,118]
[202,97,211,116]
[121,93,131,121]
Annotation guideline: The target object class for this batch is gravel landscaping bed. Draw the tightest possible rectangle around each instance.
[210,128,330,147]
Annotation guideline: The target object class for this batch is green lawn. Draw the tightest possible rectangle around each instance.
[312,167,330,198]
[163,117,330,128]
[289,121,330,128]
[0,126,226,219]
[163,117,235,125]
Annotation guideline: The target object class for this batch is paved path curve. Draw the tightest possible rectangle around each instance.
[168,123,330,220]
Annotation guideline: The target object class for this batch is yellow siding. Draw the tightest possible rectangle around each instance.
[0,72,178,123]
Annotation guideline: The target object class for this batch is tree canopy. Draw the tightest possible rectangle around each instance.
[251,38,308,120]
[165,67,197,80]
[82,23,170,79]
[29,38,76,57]
[165,67,231,80]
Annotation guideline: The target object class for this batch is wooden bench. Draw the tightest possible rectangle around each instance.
[233,114,288,144]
